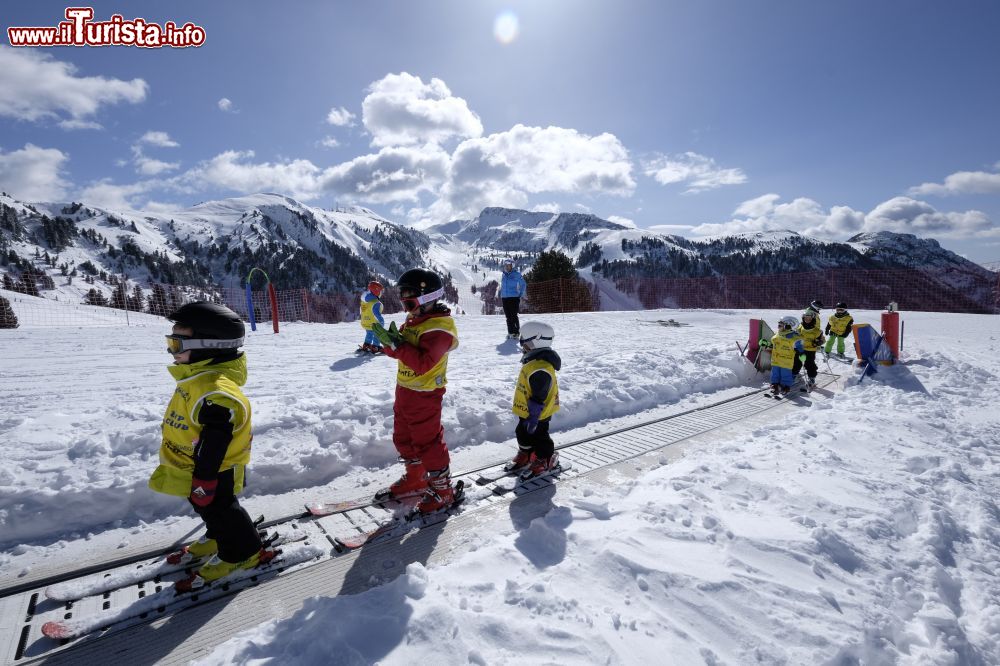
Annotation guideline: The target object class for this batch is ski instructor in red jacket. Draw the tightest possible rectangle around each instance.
[371,268,461,515]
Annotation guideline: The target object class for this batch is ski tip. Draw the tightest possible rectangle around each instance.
[41,621,73,640]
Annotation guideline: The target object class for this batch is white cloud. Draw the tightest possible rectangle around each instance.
[218,98,234,112]
[320,136,340,149]
[0,47,147,124]
[433,124,635,220]
[692,195,864,239]
[531,202,560,213]
[134,156,180,176]
[734,193,781,218]
[863,196,994,238]
[183,150,322,201]
[326,106,356,127]
[361,72,483,147]
[321,145,449,203]
[0,144,70,201]
[908,166,1000,196]
[58,119,103,131]
[139,131,179,148]
[129,132,180,176]
[77,179,154,211]
[690,193,994,241]
[643,152,747,193]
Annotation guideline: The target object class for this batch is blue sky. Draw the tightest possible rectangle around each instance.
[2,0,999,262]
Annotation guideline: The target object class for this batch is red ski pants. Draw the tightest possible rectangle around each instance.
[392,385,450,471]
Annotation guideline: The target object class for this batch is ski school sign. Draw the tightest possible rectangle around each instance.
[245,268,280,334]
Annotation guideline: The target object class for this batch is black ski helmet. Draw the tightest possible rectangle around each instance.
[167,301,245,361]
[168,301,245,340]
[397,268,444,312]
[836,301,847,309]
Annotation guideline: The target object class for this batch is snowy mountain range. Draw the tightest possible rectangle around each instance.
[0,191,994,313]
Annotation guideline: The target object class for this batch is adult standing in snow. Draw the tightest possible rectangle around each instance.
[500,259,527,339]
[371,268,462,514]
[154,302,273,591]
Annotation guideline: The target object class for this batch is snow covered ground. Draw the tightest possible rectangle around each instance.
[2,295,998,664]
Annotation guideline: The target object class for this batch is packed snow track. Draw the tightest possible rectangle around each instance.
[0,375,839,665]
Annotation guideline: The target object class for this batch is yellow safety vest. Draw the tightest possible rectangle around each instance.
[796,323,824,351]
[827,312,853,336]
[149,355,252,497]
[770,331,802,369]
[396,314,459,391]
[512,358,560,419]
[360,294,380,330]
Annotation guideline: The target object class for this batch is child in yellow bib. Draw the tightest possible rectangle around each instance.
[507,321,562,479]
[156,301,272,592]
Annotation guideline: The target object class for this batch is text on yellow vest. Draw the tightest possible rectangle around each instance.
[770,331,802,369]
[396,314,459,391]
[512,358,560,419]
[149,355,252,497]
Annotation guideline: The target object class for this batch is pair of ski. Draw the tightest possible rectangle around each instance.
[317,462,568,552]
[763,380,813,399]
[330,481,467,552]
[40,529,317,640]
[474,460,569,494]
[303,457,567,518]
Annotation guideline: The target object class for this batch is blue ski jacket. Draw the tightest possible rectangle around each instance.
[500,269,526,298]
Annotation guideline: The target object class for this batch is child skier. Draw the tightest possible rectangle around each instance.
[824,302,854,357]
[506,321,562,479]
[153,301,272,592]
[761,315,805,396]
[371,268,462,514]
[359,280,385,354]
[793,309,825,390]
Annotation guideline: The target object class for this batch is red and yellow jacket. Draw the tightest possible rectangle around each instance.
[383,306,459,391]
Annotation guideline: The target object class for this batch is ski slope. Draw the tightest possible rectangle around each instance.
[1,301,998,664]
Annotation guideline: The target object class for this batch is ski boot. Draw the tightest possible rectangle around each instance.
[769,383,780,396]
[781,385,791,396]
[175,547,276,592]
[520,452,560,480]
[504,448,532,473]
[374,458,426,502]
[415,467,461,514]
[166,535,218,565]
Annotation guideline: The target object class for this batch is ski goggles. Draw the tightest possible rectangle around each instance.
[166,334,244,355]
[400,286,444,312]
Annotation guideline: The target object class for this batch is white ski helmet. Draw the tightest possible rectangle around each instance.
[502,258,514,271]
[519,321,554,350]
[779,315,798,330]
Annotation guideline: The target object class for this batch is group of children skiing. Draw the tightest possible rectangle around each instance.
[761,300,854,396]
[153,265,561,590]
[154,265,858,589]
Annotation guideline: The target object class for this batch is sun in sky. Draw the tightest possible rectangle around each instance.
[494,10,519,44]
